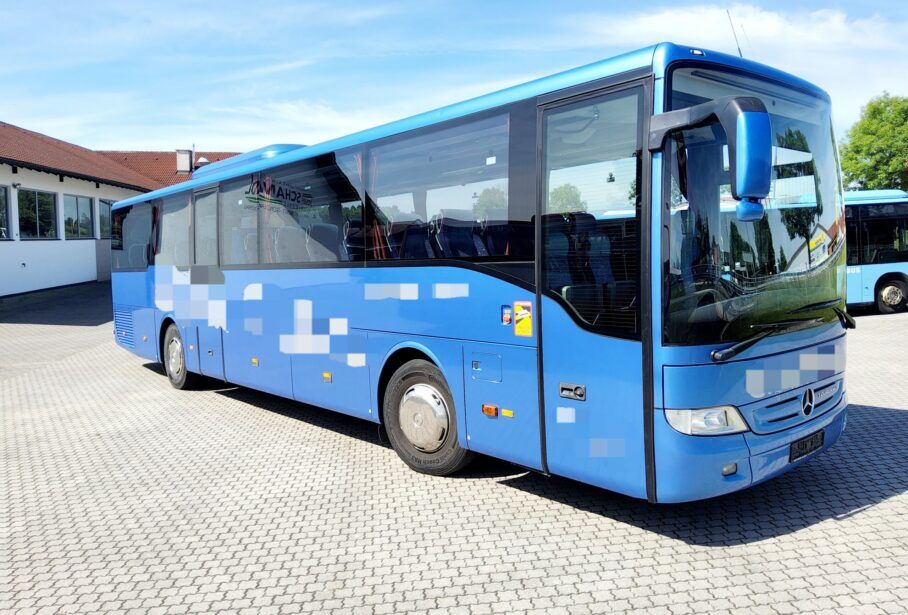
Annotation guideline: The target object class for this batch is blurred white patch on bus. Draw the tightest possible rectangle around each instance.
[364,283,419,300]
[556,406,576,423]
[243,283,263,301]
[432,283,469,299]
[589,438,625,458]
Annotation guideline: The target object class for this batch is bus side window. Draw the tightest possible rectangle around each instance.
[846,220,859,265]
[366,113,519,262]
[219,177,259,266]
[157,193,191,267]
[542,87,644,336]
[258,150,364,265]
[112,203,152,271]
[193,190,218,266]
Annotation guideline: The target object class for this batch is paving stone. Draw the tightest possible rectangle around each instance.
[1,284,907,614]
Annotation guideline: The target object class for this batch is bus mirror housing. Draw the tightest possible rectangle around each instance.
[649,95,773,221]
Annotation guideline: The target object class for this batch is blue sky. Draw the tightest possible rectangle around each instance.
[1,1,906,152]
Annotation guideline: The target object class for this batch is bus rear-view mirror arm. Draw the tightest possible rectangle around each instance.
[648,95,773,222]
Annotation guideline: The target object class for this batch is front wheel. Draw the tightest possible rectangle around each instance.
[163,324,199,390]
[383,359,473,476]
[876,280,908,314]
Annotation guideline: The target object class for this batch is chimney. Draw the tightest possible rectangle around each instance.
[176,149,192,173]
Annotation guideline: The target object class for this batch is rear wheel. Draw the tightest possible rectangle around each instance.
[163,324,199,390]
[876,280,908,314]
[383,359,473,476]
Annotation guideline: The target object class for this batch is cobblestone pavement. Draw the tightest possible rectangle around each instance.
[2,284,907,615]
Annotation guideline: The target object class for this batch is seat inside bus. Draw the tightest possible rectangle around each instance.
[543,211,636,327]
[433,209,489,258]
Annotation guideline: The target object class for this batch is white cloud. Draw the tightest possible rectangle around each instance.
[0,2,904,152]
[563,4,908,137]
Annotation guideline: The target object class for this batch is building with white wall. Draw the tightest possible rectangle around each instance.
[0,121,236,296]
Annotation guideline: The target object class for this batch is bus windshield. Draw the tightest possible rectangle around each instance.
[664,66,846,345]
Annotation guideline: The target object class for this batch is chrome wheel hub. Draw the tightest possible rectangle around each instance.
[398,384,450,453]
[167,338,184,378]
[881,284,904,307]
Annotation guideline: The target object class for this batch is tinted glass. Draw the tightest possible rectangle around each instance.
[157,193,191,267]
[193,191,218,266]
[258,151,363,264]
[37,192,56,238]
[864,202,908,218]
[665,67,845,345]
[542,88,643,335]
[862,217,908,264]
[18,190,37,238]
[367,114,522,261]
[111,203,152,270]
[99,200,113,238]
[846,221,860,265]
[1,186,11,239]
[18,190,57,239]
[64,195,93,238]
[219,177,258,265]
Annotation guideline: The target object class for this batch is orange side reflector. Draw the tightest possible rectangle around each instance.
[482,404,498,418]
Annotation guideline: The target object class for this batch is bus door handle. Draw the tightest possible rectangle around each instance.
[559,383,586,401]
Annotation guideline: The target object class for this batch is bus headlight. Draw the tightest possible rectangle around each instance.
[664,406,749,436]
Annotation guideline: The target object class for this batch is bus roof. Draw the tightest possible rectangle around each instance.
[113,42,828,210]
[844,189,908,205]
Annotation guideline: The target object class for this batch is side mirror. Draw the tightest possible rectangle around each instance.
[649,95,773,221]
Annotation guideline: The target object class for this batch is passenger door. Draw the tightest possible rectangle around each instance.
[539,84,650,499]
[192,188,225,380]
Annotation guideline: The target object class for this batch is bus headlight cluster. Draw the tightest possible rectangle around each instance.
[664,406,749,436]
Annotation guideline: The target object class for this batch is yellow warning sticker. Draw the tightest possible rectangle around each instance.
[501,408,515,418]
[514,301,532,337]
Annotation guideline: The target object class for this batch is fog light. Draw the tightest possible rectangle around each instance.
[722,463,737,476]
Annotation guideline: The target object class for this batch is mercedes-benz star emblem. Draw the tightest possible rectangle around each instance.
[802,388,816,416]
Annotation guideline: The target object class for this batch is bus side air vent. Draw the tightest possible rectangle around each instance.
[113,308,135,349]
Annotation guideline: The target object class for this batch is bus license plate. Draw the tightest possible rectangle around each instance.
[789,430,824,462]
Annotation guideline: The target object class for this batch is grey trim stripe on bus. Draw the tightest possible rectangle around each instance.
[640,76,657,503]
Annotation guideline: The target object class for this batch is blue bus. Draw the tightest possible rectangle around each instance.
[845,189,908,313]
[111,42,850,503]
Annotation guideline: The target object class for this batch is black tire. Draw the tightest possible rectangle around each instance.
[162,324,199,390]
[383,359,473,476]
[876,279,908,314]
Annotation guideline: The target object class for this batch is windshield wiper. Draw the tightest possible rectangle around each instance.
[788,298,856,330]
[788,298,841,313]
[711,318,824,363]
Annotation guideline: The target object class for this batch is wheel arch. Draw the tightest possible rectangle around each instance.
[158,315,177,364]
[874,271,908,293]
[376,342,443,426]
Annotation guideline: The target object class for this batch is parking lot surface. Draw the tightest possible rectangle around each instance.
[2,283,907,615]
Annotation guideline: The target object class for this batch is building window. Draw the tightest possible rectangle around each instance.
[64,195,94,239]
[99,199,114,239]
[18,189,58,239]
[0,186,10,240]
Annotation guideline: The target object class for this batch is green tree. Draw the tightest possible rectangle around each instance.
[841,93,908,190]
[472,186,507,218]
[548,184,587,214]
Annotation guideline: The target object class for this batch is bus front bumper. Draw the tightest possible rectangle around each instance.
[653,394,848,503]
